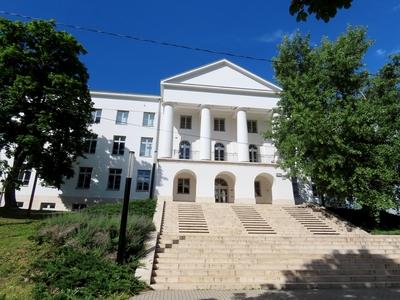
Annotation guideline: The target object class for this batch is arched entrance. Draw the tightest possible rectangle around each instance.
[254,173,273,204]
[214,172,235,203]
[173,169,196,202]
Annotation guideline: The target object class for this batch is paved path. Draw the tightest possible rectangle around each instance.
[132,288,400,300]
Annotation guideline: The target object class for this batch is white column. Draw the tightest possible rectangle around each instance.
[199,106,211,160]
[158,102,174,158]
[237,108,249,162]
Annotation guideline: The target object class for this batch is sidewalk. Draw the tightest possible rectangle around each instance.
[132,288,400,300]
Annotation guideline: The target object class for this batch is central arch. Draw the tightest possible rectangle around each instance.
[214,171,235,203]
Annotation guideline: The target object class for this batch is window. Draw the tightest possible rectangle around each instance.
[214,143,225,161]
[136,170,151,192]
[16,202,24,208]
[116,110,129,125]
[72,203,87,211]
[312,183,318,197]
[179,141,191,159]
[77,167,92,189]
[180,115,192,129]
[84,134,97,154]
[247,120,258,133]
[18,170,31,186]
[112,136,126,155]
[214,118,225,131]
[140,137,153,157]
[107,168,122,190]
[143,112,155,127]
[92,109,102,123]
[40,202,56,210]
[255,181,261,197]
[249,144,258,162]
[177,178,190,194]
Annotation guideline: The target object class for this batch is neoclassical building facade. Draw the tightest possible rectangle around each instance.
[0,59,295,211]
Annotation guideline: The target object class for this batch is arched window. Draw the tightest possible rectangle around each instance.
[179,141,191,159]
[249,144,258,162]
[214,143,225,161]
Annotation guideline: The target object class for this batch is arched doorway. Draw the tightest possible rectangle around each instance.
[254,173,273,204]
[173,169,196,202]
[214,172,235,203]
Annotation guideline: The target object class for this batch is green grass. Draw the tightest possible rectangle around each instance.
[0,216,44,299]
[0,199,156,299]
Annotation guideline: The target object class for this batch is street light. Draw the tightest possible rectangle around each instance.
[117,150,135,264]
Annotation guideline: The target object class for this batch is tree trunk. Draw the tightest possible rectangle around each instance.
[3,148,26,209]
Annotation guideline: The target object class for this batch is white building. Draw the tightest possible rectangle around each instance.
[0,59,295,211]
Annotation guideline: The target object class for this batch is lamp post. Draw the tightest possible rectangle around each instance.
[117,150,135,264]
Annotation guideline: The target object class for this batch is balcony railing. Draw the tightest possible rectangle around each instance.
[172,149,276,163]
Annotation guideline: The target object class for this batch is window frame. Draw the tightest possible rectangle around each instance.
[136,170,151,192]
[77,167,92,189]
[18,169,32,186]
[180,115,192,130]
[249,144,258,162]
[177,178,190,194]
[116,110,129,125]
[142,112,155,127]
[247,120,258,133]
[84,134,98,154]
[139,137,153,157]
[112,136,126,155]
[214,143,225,161]
[92,109,102,123]
[214,118,225,132]
[107,168,122,190]
[179,141,191,159]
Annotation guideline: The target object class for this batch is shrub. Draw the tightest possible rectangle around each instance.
[85,199,156,218]
[31,246,146,300]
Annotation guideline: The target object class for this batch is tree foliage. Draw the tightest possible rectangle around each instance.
[289,0,353,22]
[0,18,93,208]
[271,27,400,217]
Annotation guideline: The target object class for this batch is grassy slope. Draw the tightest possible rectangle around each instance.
[0,217,44,299]
[0,200,156,299]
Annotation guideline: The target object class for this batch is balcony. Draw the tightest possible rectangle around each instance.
[172,149,276,164]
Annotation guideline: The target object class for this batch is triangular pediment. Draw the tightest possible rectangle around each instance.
[162,59,281,92]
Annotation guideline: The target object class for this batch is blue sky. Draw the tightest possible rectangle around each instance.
[2,1,400,94]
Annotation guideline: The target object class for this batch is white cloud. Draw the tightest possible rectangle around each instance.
[376,49,387,56]
[256,29,296,43]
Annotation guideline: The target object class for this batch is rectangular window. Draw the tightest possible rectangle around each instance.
[84,134,97,154]
[136,170,151,192]
[107,168,122,190]
[254,181,261,197]
[112,136,126,155]
[140,137,153,157]
[77,167,92,189]
[247,120,258,133]
[214,118,225,131]
[40,202,56,210]
[16,201,24,208]
[177,178,190,194]
[116,110,129,125]
[72,203,87,211]
[180,115,192,129]
[18,170,32,186]
[143,112,155,127]
[92,109,102,123]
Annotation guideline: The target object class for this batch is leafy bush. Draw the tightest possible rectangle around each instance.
[30,200,156,298]
[31,246,146,300]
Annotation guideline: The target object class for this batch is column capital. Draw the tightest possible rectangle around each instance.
[236,106,249,112]
[200,104,211,110]
[162,101,175,107]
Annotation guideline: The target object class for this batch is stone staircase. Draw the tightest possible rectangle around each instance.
[151,203,400,290]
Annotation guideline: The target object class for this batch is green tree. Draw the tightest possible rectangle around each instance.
[0,18,93,208]
[289,0,353,22]
[271,27,400,218]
